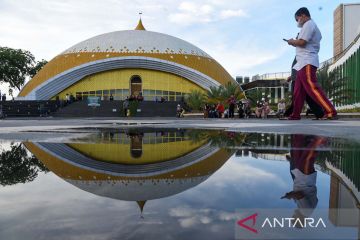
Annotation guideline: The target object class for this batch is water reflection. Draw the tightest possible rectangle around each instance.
[0,129,359,239]
[0,142,48,186]
[23,129,235,215]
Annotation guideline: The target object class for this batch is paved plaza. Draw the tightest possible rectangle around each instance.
[1,117,360,142]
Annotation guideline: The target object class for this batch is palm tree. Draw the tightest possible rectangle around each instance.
[185,90,207,111]
[207,85,224,104]
[221,82,243,100]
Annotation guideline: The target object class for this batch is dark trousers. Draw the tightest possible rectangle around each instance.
[229,104,235,118]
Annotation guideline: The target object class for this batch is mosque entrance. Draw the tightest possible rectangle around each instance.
[130,75,142,97]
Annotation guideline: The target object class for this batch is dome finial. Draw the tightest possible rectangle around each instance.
[137,200,147,218]
[135,12,146,30]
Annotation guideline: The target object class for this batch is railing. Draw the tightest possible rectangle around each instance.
[319,31,360,70]
[252,72,291,81]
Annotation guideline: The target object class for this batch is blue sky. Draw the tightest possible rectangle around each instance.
[0,0,359,94]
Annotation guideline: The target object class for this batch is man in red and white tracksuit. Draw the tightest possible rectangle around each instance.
[286,7,337,120]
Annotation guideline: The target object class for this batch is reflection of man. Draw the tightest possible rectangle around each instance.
[286,7,337,120]
[282,135,327,225]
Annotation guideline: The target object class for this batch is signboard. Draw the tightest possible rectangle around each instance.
[87,96,100,107]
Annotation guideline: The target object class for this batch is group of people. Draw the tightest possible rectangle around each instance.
[202,95,252,119]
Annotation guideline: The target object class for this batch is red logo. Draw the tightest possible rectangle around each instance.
[237,213,258,234]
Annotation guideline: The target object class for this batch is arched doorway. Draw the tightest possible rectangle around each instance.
[130,75,142,96]
[130,134,143,158]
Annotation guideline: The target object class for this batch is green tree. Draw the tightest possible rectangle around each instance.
[0,143,48,186]
[221,81,243,100]
[29,59,48,78]
[185,90,207,111]
[207,85,224,104]
[0,46,47,92]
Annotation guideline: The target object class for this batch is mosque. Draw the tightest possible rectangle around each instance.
[18,19,235,101]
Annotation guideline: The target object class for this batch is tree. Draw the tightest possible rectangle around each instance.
[185,90,207,111]
[221,81,243,100]
[29,59,48,78]
[207,82,244,105]
[0,46,47,92]
[207,85,224,104]
[0,143,48,186]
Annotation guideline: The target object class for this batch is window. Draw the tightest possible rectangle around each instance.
[143,90,151,95]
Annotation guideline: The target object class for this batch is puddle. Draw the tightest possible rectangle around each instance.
[0,128,359,239]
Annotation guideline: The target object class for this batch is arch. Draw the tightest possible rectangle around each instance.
[130,75,142,97]
[23,57,221,100]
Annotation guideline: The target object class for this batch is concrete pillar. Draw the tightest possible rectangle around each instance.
[281,87,285,100]
[275,87,278,103]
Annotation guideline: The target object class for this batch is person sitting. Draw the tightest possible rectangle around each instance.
[223,108,229,118]
[203,104,210,118]
[262,101,271,119]
[209,104,217,118]
[129,95,135,101]
[216,102,225,118]
[244,102,251,118]
[237,101,245,118]
[176,104,185,118]
[255,101,263,118]
[137,92,144,101]
[276,99,286,118]
[160,96,166,103]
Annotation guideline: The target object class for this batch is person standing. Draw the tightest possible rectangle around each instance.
[227,95,236,118]
[123,97,129,117]
[284,57,324,119]
[286,7,337,120]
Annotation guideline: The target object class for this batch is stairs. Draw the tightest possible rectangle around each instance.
[136,101,179,117]
[1,100,60,117]
[52,100,122,117]
[51,100,179,117]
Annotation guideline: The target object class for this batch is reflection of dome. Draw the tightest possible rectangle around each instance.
[19,20,235,100]
[24,141,233,202]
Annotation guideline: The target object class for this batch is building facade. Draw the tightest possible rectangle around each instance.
[18,20,235,101]
[240,72,290,104]
[328,4,360,108]
[334,4,360,58]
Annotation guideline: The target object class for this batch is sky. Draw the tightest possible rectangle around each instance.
[0,0,359,96]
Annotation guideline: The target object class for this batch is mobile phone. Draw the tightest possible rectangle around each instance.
[283,38,289,42]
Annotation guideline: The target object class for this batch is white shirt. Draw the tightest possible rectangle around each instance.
[293,19,322,71]
[291,168,318,216]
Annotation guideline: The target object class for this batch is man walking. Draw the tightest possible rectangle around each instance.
[286,7,337,120]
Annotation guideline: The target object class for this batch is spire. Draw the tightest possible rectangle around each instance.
[137,200,147,218]
[135,12,146,30]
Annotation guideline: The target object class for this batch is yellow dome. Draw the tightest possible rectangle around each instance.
[18,22,235,100]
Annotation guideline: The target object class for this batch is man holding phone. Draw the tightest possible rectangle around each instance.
[285,7,337,120]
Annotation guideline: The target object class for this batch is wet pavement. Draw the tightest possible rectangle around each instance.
[0,127,359,239]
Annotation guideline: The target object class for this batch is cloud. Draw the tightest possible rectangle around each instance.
[220,9,248,19]
[168,1,247,25]
[169,205,242,229]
